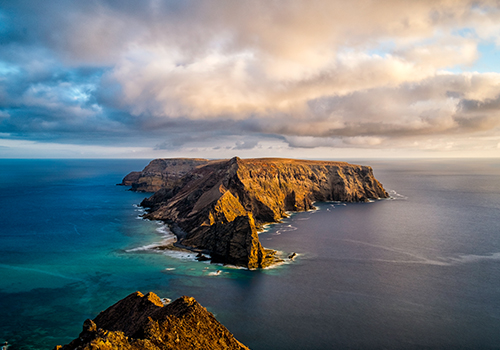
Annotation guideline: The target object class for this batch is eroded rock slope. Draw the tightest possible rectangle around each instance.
[56,291,249,350]
[125,157,389,269]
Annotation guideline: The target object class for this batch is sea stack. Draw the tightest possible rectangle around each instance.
[124,157,389,269]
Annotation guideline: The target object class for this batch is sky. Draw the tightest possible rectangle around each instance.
[1,0,500,159]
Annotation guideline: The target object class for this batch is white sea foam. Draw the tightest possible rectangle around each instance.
[133,205,146,214]
[260,223,272,233]
[371,258,451,266]
[324,202,345,207]
[125,243,162,252]
[274,224,298,235]
[451,252,500,264]
[126,223,177,252]
[264,258,293,269]
[208,270,223,276]
[211,263,247,270]
[331,241,500,266]
[156,225,172,235]
[262,261,287,269]
[387,189,408,200]
[160,250,198,261]
[339,239,452,266]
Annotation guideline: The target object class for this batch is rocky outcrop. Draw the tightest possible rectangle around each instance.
[125,157,389,269]
[56,291,249,350]
[120,158,216,192]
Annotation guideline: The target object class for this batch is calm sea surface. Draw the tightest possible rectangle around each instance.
[1,158,500,349]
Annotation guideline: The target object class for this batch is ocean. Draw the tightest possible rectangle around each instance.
[1,158,500,349]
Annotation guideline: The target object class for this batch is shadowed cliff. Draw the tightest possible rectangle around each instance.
[56,291,249,350]
[125,157,389,269]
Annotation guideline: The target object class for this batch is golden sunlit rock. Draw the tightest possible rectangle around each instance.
[125,157,388,268]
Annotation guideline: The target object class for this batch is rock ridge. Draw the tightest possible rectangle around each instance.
[56,291,249,350]
[125,157,389,269]
[121,158,219,192]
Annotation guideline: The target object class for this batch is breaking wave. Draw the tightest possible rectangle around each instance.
[387,189,408,200]
[126,223,176,252]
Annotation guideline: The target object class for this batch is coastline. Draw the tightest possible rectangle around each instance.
[125,157,389,269]
[127,202,301,269]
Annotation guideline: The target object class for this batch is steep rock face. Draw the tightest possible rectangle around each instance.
[233,158,388,222]
[56,291,249,350]
[120,158,216,192]
[128,157,388,268]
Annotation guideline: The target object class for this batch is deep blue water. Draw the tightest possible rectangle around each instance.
[1,158,500,349]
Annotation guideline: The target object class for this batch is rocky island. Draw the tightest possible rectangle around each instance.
[56,291,249,350]
[123,157,389,269]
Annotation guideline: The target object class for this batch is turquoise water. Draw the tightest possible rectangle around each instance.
[1,159,500,349]
[0,159,255,349]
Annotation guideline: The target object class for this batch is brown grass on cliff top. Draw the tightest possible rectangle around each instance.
[240,157,350,166]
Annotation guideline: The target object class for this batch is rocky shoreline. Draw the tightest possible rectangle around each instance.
[123,157,389,269]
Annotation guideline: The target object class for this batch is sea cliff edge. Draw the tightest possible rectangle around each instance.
[122,157,389,269]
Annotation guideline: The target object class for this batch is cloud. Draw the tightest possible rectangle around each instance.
[0,111,10,120]
[1,0,500,156]
[233,140,259,150]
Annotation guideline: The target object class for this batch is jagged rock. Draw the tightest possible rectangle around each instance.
[56,291,249,350]
[124,157,389,269]
[196,252,211,261]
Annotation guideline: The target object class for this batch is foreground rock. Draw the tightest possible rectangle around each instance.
[125,157,389,269]
[56,291,249,350]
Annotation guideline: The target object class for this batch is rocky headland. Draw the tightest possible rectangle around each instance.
[56,291,249,350]
[124,157,389,269]
[121,158,216,192]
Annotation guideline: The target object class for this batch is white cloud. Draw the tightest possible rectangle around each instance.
[3,0,500,157]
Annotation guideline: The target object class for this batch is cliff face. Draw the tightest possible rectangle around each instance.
[56,291,249,350]
[126,157,388,269]
[121,158,216,192]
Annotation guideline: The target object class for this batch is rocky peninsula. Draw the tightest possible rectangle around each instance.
[123,157,389,269]
[56,291,249,350]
